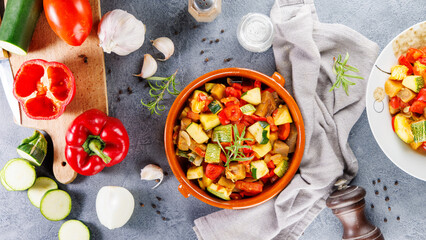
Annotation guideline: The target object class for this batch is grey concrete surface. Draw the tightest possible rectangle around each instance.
[0,0,425,239]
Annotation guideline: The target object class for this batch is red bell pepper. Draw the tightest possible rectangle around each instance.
[230,193,243,200]
[223,104,242,121]
[278,123,291,140]
[398,55,414,75]
[235,181,263,194]
[260,169,275,183]
[266,160,275,169]
[410,100,426,114]
[231,83,243,90]
[266,116,278,132]
[65,109,130,176]
[13,59,76,120]
[422,142,426,151]
[250,115,267,122]
[420,57,426,66]
[391,116,396,132]
[416,88,426,102]
[389,96,401,109]
[205,164,224,180]
[187,110,200,121]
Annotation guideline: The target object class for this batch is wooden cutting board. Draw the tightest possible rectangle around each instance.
[7,0,108,184]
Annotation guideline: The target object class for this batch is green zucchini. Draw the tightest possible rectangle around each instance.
[0,0,43,55]
[212,124,233,143]
[40,189,72,221]
[58,220,90,240]
[402,75,424,93]
[411,120,426,143]
[17,130,47,166]
[240,104,256,115]
[241,87,261,105]
[205,143,221,163]
[250,160,269,179]
[186,122,209,143]
[205,83,216,93]
[208,100,223,114]
[200,113,221,130]
[274,159,289,177]
[248,121,270,144]
[187,166,204,179]
[27,177,58,208]
[207,183,231,200]
[2,158,36,191]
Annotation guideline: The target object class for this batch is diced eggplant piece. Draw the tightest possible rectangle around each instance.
[225,162,246,181]
[285,124,298,153]
[272,140,289,157]
[211,84,226,100]
[389,105,400,115]
[181,117,192,130]
[254,91,276,117]
[179,107,190,119]
[177,131,191,151]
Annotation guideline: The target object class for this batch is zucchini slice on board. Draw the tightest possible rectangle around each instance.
[40,189,72,221]
[58,220,90,240]
[27,177,58,208]
[2,158,36,191]
[0,0,43,55]
[0,169,14,191]
[17,130,48,166]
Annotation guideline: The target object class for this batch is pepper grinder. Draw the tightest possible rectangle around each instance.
[326,179,384,240]
[188,0,222,22]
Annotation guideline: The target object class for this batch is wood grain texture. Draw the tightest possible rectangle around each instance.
[8,0,107,184]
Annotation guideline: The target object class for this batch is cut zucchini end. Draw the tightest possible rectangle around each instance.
[27,177,58,208]
[3,159,36,191]
[0,170,14,191]
[0,41,27,55]
[17,149,43,166]
[58,220,90,240]
[40,189,72,221]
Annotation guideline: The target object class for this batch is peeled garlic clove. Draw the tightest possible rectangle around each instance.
[98,9,146,56]
[140,164,164,189]
[151,37,175,61]
[96,186,135,230]
[134,54,157,78]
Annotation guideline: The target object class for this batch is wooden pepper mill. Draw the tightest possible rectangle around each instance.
[326,179,384,240]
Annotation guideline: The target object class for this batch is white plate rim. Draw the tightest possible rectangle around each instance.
[366,21,426,181]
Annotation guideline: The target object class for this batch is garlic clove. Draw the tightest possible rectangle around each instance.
[96,186,135,230]
[140,164,164,189]
[151,37,175,61]
[98,9,146,56]
[134,54,158,78]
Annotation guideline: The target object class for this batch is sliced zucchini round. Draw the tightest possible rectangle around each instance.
[0,169,14,191]
[27,177,58,208]
[58,220,90,240]
[3,158,36,191]
[40,189,72,221]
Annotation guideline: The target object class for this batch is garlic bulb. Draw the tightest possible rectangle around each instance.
[140,164,164,189]
[98,9,146,56]
[96,186,135,230]
[134,54,157,78]
[152,37,175,61]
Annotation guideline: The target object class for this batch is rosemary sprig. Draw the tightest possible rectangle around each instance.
[329,53,364,96]
[217,125,254,167]
[141,70,180,115]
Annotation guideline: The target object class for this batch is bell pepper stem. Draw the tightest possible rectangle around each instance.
[88,139,111,164]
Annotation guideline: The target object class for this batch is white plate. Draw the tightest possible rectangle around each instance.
[366,21,426,181]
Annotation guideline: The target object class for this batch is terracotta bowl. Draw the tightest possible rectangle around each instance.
[164,68,305,209]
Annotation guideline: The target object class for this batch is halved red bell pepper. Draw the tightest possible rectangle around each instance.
[13,59,75,120]
[205,164,224,180]
[65,109,130,176]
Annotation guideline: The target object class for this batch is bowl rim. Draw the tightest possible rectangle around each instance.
[164,67,305,209]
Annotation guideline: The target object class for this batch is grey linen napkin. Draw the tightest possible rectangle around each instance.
[193,0,379,239]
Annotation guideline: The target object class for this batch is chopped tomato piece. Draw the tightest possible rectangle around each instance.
[235,181,263,194]
[416,88,426,102]
[230,193,242,200]
[242,146,253,155]
[239,99,248,107]
[420,57,426,66]
[389,96,401,109]
[220,152,227,163]
[197,92,208,101]
[224,104,242,121]
[217,111,231,125]
[406,48,425,63]
[422,142,426,151]
[205,164,225,180]
[225,87,242,99]
[232,83,243,90]
[278,123,291,140]
[254,80,262,89]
